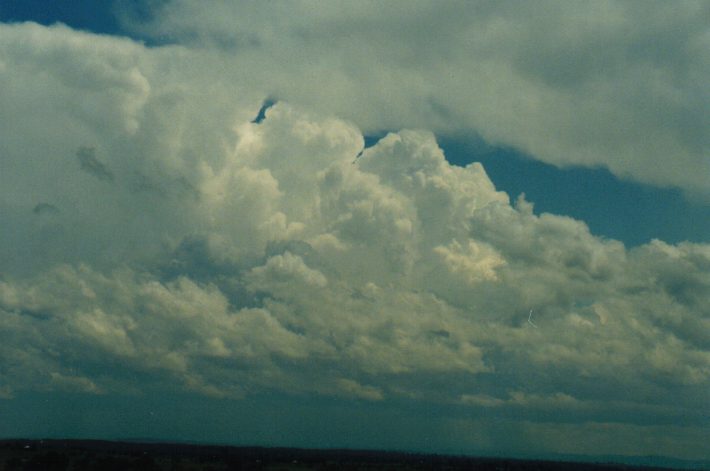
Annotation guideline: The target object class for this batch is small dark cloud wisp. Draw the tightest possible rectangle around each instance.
[32,203,60,215]
[76,146,114,182]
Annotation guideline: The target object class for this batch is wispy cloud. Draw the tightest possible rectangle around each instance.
[76,146,114,182]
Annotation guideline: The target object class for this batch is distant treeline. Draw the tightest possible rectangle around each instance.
[0,439,682,471]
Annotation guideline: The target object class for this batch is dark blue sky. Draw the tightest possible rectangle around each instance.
[439,137,710,247]
[0,0,124,35]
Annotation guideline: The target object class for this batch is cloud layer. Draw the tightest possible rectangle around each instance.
[0,20,709,459]
[121,0,710,196]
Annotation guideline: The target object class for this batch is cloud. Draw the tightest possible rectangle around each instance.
[0,21,261,274]
[32,203,60,215]
[76,146,114,182]
[334,378,384,401]
[50,372,103,394]
[461,391,581,409]
[0,20,709,459]
[119,0,710,196]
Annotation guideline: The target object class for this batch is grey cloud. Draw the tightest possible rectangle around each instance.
[129,171,165,195]
[76,146,114,182]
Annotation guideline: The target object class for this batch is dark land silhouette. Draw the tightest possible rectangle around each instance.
[0,439,694,471]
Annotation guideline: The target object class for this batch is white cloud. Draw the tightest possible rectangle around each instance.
[120,0,710,196]
[1,19,709,459]
[0,22,263,275]
[246,252,328,291]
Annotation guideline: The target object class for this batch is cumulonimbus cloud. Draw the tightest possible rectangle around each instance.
[0,20,709,458]
[119,0,710,197]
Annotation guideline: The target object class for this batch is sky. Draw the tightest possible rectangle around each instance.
[0,0,709,465]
